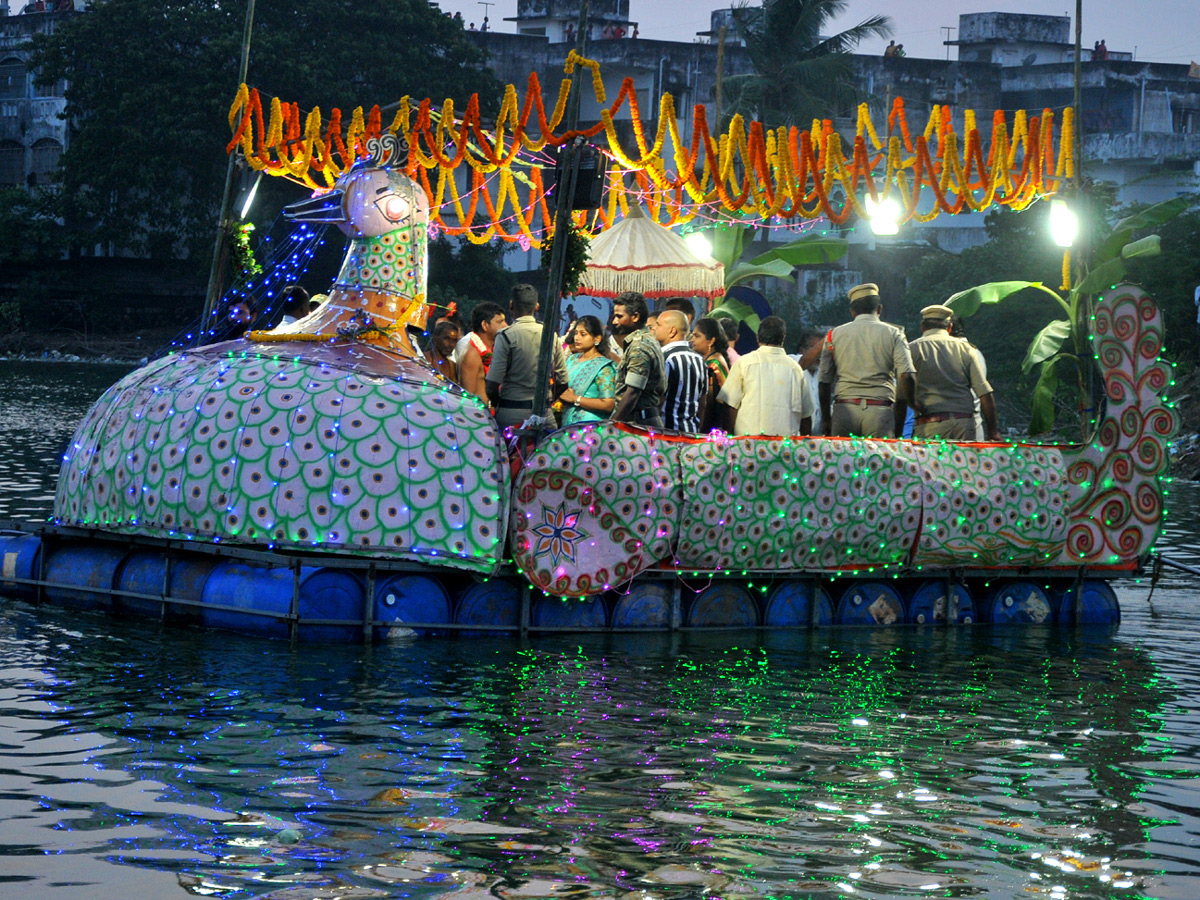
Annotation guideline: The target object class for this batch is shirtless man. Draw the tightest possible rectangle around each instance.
[457,302,507,404]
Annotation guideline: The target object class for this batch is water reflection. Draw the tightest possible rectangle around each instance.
[0,361,134,522]
[2,363,1200,899]
[1,602,1197,899]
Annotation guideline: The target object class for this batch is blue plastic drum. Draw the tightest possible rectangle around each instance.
[374,573,451,638]
[987,581,1053,624]
[0,533,42,601]
[532,596,608,630]
[201,562,294,638]
[42,544,128,610]
[764,581,834,627]
[1057,579,1121,626]
[456,579,521,632]
[115,551,172,618]
[298,568,365,642]
[835,581,905,626]
[907,580,975,625]
[687,583,758,628]
[611,582,673,629]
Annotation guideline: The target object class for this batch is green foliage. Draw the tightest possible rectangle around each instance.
[0,188,68,264]
[1124,206,1200,375]
[724,0,892,128]
[30,0,500,265]
[427,234,518,318]
[943,196,1190,436]
[540,218,590,296]
[229,222,261,278]
[0,301,21,335]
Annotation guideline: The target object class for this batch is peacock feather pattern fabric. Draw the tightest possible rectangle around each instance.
[510,285,1175,596]
[55,347,508,574]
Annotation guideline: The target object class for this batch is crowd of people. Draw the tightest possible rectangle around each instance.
[420,280,999,444]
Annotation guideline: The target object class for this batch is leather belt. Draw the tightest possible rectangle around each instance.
[835,398,892,407]
[497,398,534,410]
[915,411,973,424]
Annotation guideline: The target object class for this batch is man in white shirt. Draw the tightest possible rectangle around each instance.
[718,316,815,436]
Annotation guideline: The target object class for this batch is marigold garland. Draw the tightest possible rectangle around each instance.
[226,52,1074,246]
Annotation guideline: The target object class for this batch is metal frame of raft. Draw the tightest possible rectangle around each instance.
[0,521,1127,640]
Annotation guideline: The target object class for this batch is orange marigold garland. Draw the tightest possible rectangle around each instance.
[225,53,1074,243]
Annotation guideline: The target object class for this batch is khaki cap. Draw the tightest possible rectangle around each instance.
[848,283,879,302]
[920,304,954,322]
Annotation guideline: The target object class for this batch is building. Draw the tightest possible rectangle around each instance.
[0,1,77,189]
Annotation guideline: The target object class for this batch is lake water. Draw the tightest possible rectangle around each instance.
[2,360,1199,900]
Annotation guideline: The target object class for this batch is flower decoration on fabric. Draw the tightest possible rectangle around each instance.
[530,502,588,567]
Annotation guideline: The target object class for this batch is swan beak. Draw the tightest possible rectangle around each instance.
[282,189,346,224]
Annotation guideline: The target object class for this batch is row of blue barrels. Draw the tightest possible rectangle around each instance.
[1,533,1120,637]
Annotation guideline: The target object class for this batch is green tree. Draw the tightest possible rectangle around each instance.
[724,0,892,129]
[427,234,518,319]
[0,187,68,264]
[30,0,500,264]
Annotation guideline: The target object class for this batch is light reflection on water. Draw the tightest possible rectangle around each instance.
[0,362,1199,899]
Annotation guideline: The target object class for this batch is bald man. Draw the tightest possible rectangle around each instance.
[655,309,706,432]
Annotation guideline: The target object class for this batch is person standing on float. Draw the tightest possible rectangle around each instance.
[487,284,567,430]
[898,304,1002,441]
[817,282,915,438]
[610,291,666,429]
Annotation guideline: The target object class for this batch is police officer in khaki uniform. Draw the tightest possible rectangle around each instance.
[898,304,1001,441]
[817,283,915,438]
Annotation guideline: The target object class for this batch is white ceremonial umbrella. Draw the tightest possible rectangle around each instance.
[577,205,725,302]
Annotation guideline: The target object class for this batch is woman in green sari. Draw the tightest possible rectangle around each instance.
[559,315,617,426]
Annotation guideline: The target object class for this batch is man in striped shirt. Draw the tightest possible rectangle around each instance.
[654,309,706,432]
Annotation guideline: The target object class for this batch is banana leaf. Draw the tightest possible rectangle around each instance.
[1120,234,1162,259]
[1028,355,1064,436]
[708,223,747,270]
[1020,319,1072,374]
[749,237,849,267]
[1073,257,1128,298]
[1093,196,1189,264]
[710,296,763,333]
[724,258,796,289]
[945,281,1054,318]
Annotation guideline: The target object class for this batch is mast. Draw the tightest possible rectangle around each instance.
[199,0,257,342]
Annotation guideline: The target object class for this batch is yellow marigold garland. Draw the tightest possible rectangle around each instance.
[226,55,1074,240]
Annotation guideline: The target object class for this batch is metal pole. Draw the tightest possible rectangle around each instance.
[715,25,726,124]
[531,140,582,421]
[199,0,257,344]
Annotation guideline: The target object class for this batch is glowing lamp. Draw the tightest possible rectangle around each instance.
[684,230,713,258]
[1050,199,1078,247]
[864,195,901,235]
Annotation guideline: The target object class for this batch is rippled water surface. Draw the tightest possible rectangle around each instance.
[2,362,1200,900]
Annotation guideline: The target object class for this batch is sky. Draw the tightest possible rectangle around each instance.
[437,0,1200,66]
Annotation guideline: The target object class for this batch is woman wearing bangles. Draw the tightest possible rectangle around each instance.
[559,315,618,426]
[691,316,731,432]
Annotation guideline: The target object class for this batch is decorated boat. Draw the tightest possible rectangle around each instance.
[0,60,1178,636]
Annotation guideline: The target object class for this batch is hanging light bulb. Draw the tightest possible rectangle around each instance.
[1050,198,1078,247]
[684,230,713,258]
[864,195,901,235]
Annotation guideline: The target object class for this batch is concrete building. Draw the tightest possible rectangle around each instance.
[0,1,78,189]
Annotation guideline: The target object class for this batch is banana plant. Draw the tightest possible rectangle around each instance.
[946,196,1189,436]
[706,221,849,331]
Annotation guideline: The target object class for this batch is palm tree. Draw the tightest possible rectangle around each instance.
[722,0,892,130]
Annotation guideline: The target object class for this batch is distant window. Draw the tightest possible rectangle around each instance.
[0,58,25,99]
[0,141,23,186]
[31,137,61,183]
[520,26,545,36]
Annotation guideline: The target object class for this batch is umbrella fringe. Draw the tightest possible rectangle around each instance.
[579,266,725,299]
